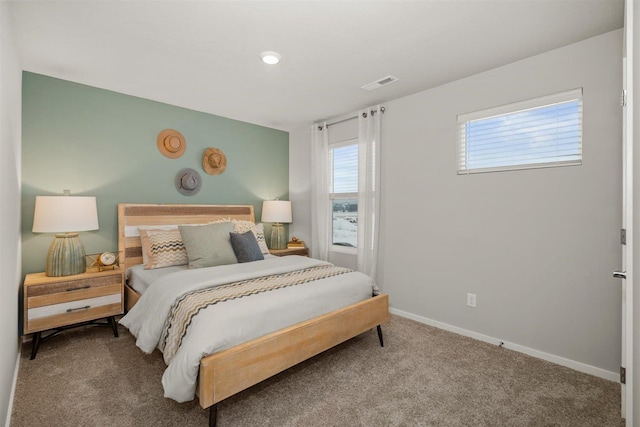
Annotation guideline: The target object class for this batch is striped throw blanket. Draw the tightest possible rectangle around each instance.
[159,264,352,364]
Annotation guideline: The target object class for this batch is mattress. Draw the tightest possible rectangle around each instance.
[127,264,188,294]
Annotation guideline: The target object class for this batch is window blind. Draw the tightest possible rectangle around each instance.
[330,143,358,193]
[457,88,583,174]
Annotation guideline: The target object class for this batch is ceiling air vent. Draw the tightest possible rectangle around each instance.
[361,75,399,91]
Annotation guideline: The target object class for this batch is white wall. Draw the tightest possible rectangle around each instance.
[0,2,22,425]
[289,125,312,251]
[291,29,623,375]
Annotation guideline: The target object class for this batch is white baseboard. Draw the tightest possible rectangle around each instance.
[4,345,20,427]
[389,307,619,383]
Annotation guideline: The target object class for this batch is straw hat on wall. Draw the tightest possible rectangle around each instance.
[202,147,227,175]
[157,129,186,159]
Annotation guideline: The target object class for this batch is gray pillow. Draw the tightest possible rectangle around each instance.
[230,231,265,263]
[178,222,238,268]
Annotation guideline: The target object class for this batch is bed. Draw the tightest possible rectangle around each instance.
[117,203,389,426]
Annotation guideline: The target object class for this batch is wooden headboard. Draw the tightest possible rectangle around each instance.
[117,203,255,273]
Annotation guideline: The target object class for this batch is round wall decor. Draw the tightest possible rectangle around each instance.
[175,168,202,196]
[202,147,227,175]
[157,129,186,159]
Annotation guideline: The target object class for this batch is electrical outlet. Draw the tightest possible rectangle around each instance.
[467,293,477,308]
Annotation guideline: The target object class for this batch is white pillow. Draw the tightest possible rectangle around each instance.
[231,220,270,254]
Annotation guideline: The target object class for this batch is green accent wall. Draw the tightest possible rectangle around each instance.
[21,72,289,276]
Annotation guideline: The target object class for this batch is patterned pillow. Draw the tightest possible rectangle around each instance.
[232,220,270,254]
[254,224,269,254]
[138,226,178,266]
[139,228,189,270]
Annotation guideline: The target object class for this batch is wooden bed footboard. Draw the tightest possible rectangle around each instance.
[197,293,389,409]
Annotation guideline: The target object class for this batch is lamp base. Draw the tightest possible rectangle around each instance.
[45,233,87,277]
[270,223,287,250]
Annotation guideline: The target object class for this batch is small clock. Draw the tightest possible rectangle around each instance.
[97,252,117,267]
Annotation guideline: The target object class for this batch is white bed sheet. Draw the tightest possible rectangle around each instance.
[128,264,188,294]
[119,255,374,402]
[127,254,278,294]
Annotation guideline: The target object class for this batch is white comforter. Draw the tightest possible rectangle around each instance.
[119,256,375,402]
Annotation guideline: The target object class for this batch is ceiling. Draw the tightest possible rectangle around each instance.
[8,0,624,132]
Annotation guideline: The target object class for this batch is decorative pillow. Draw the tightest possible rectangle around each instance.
[138,225,179,265]
[139,228,188,270]
[207,218,231,225]
[232,220,270,254]
[178,222,238,269]
[229,231,265,263]
[254,223,269,254]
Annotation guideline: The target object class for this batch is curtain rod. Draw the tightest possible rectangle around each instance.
[326,115,357,128]
[318,106,386,130]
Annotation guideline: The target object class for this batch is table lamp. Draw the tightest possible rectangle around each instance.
[261,200,292,250]
[32,194,99,277]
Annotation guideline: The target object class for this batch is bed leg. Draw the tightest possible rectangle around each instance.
[209,404,218,427]
[376,325,384,347]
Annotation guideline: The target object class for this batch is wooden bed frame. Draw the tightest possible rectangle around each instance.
[118,203,389,426]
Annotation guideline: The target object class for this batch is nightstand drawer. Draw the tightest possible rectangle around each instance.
[27,273,121,297]
[26,298,121,333]
[28,293,121,319]
[27,283,122,309]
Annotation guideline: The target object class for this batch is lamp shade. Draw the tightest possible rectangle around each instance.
[33,196,99,233]
[33,196,99,277]
[261,200,292,224]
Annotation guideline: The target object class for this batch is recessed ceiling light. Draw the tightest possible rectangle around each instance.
[260,51,281,65]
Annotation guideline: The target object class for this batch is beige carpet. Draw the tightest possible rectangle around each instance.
[10,315,622,426]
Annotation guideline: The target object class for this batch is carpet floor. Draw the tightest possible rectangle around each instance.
[10,315,623,426]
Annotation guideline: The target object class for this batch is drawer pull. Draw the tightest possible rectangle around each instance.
[66,305,91,313]
[66,285,91,292]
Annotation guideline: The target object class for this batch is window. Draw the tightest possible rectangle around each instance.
[329,139,358,251]
[457,88,583,174]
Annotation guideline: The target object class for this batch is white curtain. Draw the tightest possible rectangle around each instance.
[357,106,382,281]
[310,122,329,261]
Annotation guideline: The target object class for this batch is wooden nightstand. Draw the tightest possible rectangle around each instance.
[23,268,124,359]
[269,247,309,257]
